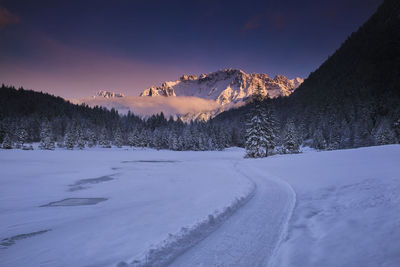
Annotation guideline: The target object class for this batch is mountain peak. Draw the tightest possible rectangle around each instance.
[140,69,303,105]
[180,74,198,81]
[94,90,125,99]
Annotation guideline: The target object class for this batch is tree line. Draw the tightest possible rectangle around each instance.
[1,84,399,153]
[0,85,235,151]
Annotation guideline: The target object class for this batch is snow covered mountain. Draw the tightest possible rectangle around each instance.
[74,69,303,121]
[94,90,124,99]
[140,69,303,105]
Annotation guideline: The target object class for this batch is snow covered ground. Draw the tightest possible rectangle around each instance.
[266,145,400,267]
[169,145,400,267]
[1,145,400,267]
[0,148,254,266]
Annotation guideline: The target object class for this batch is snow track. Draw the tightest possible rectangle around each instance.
[168,160,296,267]
[124,186,256,267]
[122,161,257,267]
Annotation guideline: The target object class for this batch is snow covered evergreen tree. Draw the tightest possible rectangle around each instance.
[198,132,206,151]
[87,129,97,148]
[114,128,124,148]
[127,132,136,147]
[2,133,12,149]
[133,129,141,147]
[245,84,275,158]
[99,128,111,148]
[152,129,163,149]
[16,128,28,149]
[168,131,180,150]
[216,127,229,150]
[207,136,215,150]
[283,120,300,154]
[76,126,85,149]
[137,129,148,148]
[327,121,341,150]
[312,129,327,150]
[39,122,55,150]
[64,126,76,150]
[394,119,400,142]
[264,105,278,153]
[339,119,352,148]
[375,122,396,145]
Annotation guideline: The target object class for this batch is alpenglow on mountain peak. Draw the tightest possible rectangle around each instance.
[140,68,303,105]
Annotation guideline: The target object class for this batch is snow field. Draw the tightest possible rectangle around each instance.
[252,145,400,267]
[1,145,399,267]
[0,148,254,267]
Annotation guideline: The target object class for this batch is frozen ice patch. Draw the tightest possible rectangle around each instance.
[0,230,51,249]
[121,160,178,163]
[69,175,115,191]
[41,198,108,207]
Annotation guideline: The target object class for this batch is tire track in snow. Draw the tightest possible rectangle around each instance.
[168,160,296,267]
[120,160,257,267]
[266,173,297,267]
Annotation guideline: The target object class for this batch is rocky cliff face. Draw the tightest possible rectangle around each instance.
[76,69,303,121]
[94,90,125,98]
[140,69,303,105]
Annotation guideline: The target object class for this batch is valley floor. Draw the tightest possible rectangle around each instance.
[1,145,399,266]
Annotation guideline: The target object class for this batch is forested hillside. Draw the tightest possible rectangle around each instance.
[215,0,400,150]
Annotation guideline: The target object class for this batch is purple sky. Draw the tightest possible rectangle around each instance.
[0,0,381,98]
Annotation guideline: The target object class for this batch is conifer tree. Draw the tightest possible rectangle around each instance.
[17,128,28,149]
[138,129,148,148]
[132,129,141,147]
[76,126,86,149]
[339,120,352,148]
[283,120,300,154]
[127,132,135,147]
[327,122,341,150]
[168,131,179,150]
[87,129,97,148]
[177,135,184,150]
[245,83,274,158]
[99,128,111,148]
[198,132,207,151]
[114,128,124,148]
[2,133,12,149]
[152,129,163,149]
[245,108,266,157]
[375,123,395,145]
[64,127,76,150]
[39,122,55,150]
[312,129,326,150]
[393,119,400,142]
[263,105,277,154]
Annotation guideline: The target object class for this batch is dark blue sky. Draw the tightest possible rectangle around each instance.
[0,0,381,97]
